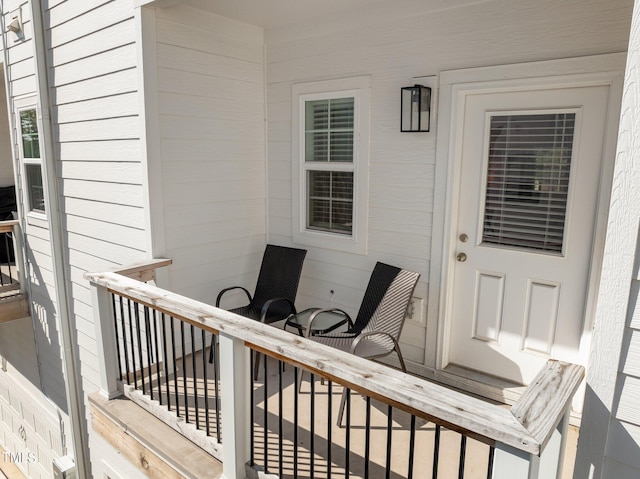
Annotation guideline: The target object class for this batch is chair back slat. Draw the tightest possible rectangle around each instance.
[351,262,402,335]
[252,244,307,319]
[362,269,420,347]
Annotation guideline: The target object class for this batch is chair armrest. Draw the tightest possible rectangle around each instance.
[306,308,354,338]
[216,286,252,307]
[350,330,400,355]
[260,297,297,324]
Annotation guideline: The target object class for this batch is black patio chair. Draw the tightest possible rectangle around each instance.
[301,262,420,425]
[209,244,307,379]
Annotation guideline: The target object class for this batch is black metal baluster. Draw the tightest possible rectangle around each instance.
[0,234,7,285]
[263,353,268,472]
[385,405,393,479]
[152,310,162,405]
[201,329,210,436]
[190,325,199,430]
[180,320,188,423]
[161,313,171,411]
[3,234,10,284]
[407,415,416,479]
[327,380,332,479]
[294,366,299,479]
[170,316,180,417]
[365,396,371,479]
[212,335,221,442]
[127,299,138,389]
[433,424,441,479]
[250,351,255,466]
[134,301,145,394]
[118,297,130,385]
[144,307,154,400]
[278,360,283,479]
[487,446,495,479]
[458,435,467,479]
[111,294,123,381]
[310,374,315,479]
[345,388,351,479]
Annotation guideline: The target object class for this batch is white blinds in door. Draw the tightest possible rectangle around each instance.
[482,113,575,253]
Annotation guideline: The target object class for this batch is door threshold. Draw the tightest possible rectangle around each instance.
[436,364,528,406]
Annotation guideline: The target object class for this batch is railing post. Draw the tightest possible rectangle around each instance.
[492,443,540,479]
[12,222,26,292]
[538,408,570,478]
[90,282,121,399]
[219,333,251,479]
[493,409,570,479]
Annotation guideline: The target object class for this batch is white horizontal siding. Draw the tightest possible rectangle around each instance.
[40,1,148,477]
[155,4,266,303]
[55,93,139,123]
[52,44,137,86]
[57,139,140,162]
[52,68,137,104]
[49,19,135,67]
[265,0,632,368]
[62,197,144,229]
[3,0,67,429]
[0,72,14,187]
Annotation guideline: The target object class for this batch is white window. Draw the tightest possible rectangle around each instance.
[18,107,45,215]
[292,77,370,254]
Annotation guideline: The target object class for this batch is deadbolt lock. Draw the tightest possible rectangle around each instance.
[456,252,467,262]
[459,233,469,243]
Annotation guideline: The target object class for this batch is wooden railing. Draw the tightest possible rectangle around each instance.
[0,220,24,293]
[85,269,583,479]
[0,220,29,323]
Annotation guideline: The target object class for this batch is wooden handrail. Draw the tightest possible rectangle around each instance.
[511,359,583,449]
[0,219,19,234]
[84,270,584,456]
[109,258,172,282]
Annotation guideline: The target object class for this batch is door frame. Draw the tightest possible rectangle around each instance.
[427,54,625,397]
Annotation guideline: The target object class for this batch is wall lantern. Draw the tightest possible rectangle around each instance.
[401,84,431,132]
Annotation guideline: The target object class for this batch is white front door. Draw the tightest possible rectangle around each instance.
[447,84,610,385]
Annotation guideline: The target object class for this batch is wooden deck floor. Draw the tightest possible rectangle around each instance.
[127,345,579,479]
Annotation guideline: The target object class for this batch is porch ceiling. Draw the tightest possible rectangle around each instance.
[182,0,479,30]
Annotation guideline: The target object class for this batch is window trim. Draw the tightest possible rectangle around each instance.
[291,76,370,254]
[16,103,47,220]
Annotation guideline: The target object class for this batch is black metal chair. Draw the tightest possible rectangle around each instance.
[302,262,420,425]
[209,244,307,378]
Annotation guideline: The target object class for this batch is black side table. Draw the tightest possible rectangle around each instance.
[285,308,351,337]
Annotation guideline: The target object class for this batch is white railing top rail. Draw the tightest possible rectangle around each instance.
[0,219,19,234]
[84,270,584,456]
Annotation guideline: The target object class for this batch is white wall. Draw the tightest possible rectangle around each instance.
[44,0,147,404]
[575,1,640,477]
[153,5,267,304]
[0,70,15,187]
[40,0,149,475]
[264,0,634,369]
[0,1,68,475]
[2,0,67,410]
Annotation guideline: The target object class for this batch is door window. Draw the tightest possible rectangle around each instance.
[482,113,575,254]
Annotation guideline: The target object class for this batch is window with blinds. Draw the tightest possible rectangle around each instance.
[19,108,46,214]
[304,98,355,235]
[482,113,575,253]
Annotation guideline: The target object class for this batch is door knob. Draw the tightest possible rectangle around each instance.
[456,252,467,262]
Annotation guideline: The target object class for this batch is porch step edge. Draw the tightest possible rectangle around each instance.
[89,392,223,479]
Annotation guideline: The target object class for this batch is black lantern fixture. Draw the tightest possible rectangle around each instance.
[401,84,431,132]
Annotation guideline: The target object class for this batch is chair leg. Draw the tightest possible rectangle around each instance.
[337,387,348,427]
[396,346,407,373]
[297,368,303,393]
[208,334,217,363]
